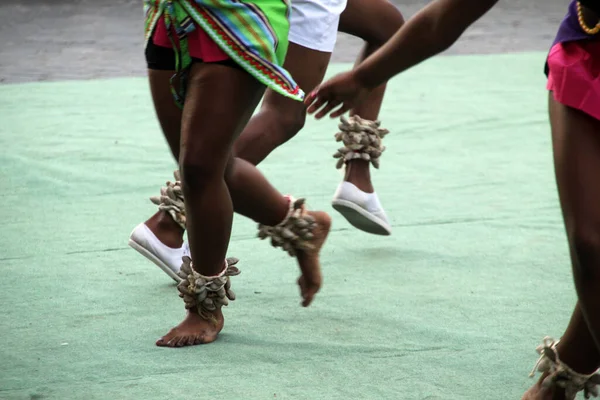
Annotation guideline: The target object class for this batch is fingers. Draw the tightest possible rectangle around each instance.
[304,88,328,116]
[305,88,348,120]
[305,82,355,119]
[314,100,342,120]
[330,103,352,119]
[310,98,352,120]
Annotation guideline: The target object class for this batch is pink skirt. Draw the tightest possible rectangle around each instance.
[152,15,229,62]
[547,39,600,121]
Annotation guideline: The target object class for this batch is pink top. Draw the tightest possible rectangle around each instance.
[546,39,600,121]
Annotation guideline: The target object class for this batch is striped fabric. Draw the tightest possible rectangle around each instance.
[144,0,304,102]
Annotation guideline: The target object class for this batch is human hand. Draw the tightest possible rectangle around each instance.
[304,71,372,119]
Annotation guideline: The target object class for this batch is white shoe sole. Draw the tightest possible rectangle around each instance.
[128,238,182,283]
[332,199,392,236]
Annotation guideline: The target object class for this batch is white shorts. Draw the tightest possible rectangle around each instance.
[288,0,348,53]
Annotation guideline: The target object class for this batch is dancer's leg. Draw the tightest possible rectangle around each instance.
[157,62,266,347]
[157,61,331,347]
[135,1,404,261]
[143,69,185,249]
[180,63,266,277]
[523,95,600,399]
[138,55,332,272]
[225,156,331,308]
[338,0,404,193]
[233,43,332,164]
[328,0,403,235]
[127,41,188,279]
[550,96,600,347]
[132,44,332,278]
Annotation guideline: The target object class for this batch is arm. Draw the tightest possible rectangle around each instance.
[305,0,499,118]
[356,0,499,89]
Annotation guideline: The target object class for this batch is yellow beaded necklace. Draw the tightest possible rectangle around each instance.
[577,1,600,35]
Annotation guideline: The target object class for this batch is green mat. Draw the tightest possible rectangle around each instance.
[0,53,578,400]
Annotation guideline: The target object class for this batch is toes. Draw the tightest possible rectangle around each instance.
[155,317,222,347]
[301,289,316,307]
[156,334,179,348]
[161,333,213,347]
[298,276,320,307]
[172,336,188,347]
[193,334,205,345]
[184,334,197,347]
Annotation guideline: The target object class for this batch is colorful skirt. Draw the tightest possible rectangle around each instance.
[547,38,600,121]
[152,15,230,63]
[144,0,304,102]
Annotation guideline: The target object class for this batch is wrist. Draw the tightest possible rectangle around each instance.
[354,65,382,90]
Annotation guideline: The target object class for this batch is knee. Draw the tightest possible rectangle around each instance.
[223,158,240,189]
[180,147,225,191]
[365,6,405,46]
[268,105,307,144]
[240,104,306,149]
[570,225,600,280]
[232,100,307,163]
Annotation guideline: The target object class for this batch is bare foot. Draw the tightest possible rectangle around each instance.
[522,374,565,400]
[145,211,185,249]
[156,309,224,347]
[295,211,332,307]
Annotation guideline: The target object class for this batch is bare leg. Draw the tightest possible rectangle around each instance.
[322,0,403,236]
[550,96,600,347]
[156,62,331,347]
[140,1,405,250]
[557,305,600,374]
[179,64,266,277]
[523,94,600,398]
[228,44,334,300]
[141,43,331,246]
[157,62,265,347]
[147,43,332,172]
[144,69,185,249]
[140,2,404,248]
[219,44,337,289]
[338,0,404,193]
[233,43,332,164]
[226,157,331,306]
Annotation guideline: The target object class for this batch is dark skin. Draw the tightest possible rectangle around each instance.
[550,90,600,355]
[145,0,405,254]
[155,63,331,348]
[522,94,600,400]
[150,2,406,347]
[305,0,499,117]
[305,1,600,117]
[234,0,404,192]
[150,0,405,181]
[305,1,600,398]
[337,0,403,193]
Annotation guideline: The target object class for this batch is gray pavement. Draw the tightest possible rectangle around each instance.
[0,0,569,83]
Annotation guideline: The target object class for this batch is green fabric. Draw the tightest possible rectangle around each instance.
[144,0,302,104]
[0,53,577,400]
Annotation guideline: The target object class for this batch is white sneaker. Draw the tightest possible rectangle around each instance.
[128,223,185,282]
[331,182,392,235]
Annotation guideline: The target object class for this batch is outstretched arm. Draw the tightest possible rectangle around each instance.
[306,0,499,118]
